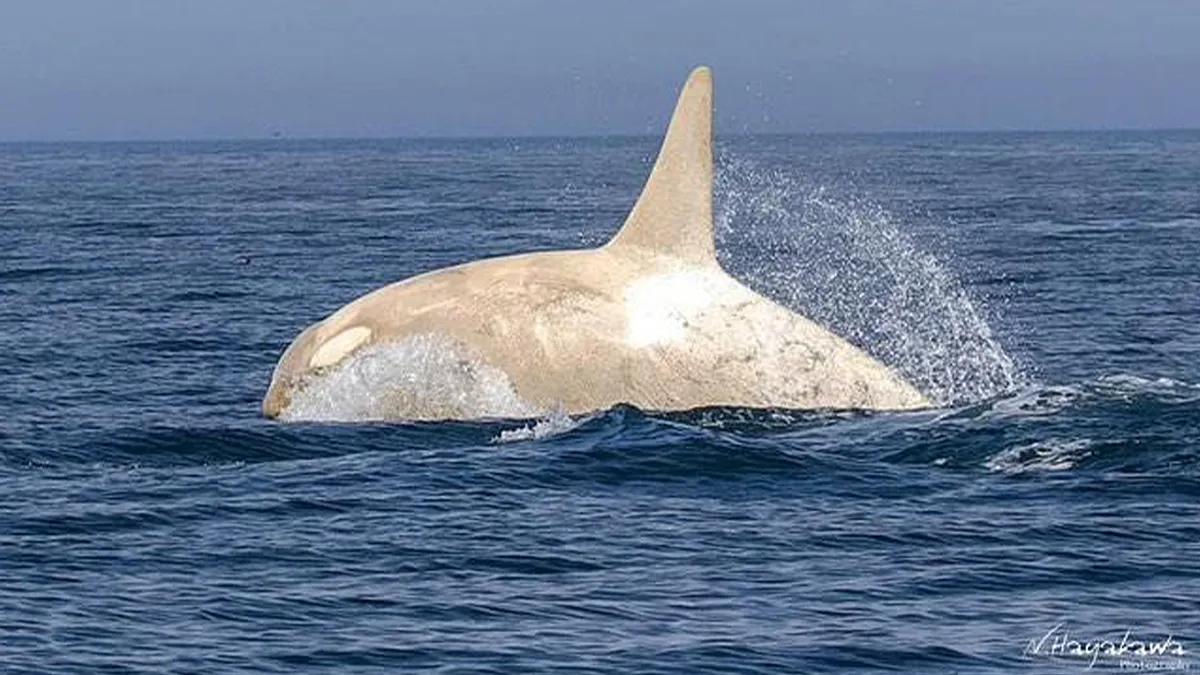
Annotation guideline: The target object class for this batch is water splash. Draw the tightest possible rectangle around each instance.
[495,408,585,443]
[281,334,539,422]
[714,153,1022,406]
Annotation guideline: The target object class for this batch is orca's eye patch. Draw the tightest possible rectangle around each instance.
[309,326,372,368]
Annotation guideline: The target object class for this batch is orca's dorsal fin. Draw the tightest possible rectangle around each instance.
[607,66,715,266]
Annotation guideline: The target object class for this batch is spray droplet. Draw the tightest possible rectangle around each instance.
[715,153,1022,405]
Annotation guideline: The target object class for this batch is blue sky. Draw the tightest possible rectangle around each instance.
[2,0,1198,140]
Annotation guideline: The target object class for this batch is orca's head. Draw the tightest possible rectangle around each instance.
[262,320,373,419]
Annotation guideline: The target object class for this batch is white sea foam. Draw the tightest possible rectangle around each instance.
[280,334,540,422]
[1092,373,1200,401]
[495,408,585,443]
[963,374,1200,424]
[971,384,1086,421]
[985,438,1094,474]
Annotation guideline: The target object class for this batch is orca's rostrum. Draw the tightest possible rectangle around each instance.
[263,67,929,421]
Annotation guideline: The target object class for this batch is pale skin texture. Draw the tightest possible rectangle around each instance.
[263,67,930,420]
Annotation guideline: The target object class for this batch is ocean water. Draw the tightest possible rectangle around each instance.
[1,132,1198,674]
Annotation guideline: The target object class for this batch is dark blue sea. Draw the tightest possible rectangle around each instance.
[2,132,1198,674]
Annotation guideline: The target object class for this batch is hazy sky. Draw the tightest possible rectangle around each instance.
[2,0,1199,140]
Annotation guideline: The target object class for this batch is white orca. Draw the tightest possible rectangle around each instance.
[263,67,929,421]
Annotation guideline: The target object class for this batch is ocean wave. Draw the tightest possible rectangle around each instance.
[886,373,1200,475]
[495,408,587,443]
[3,373,1195,485]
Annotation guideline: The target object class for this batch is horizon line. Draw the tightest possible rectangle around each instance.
[2,125,1199,146]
